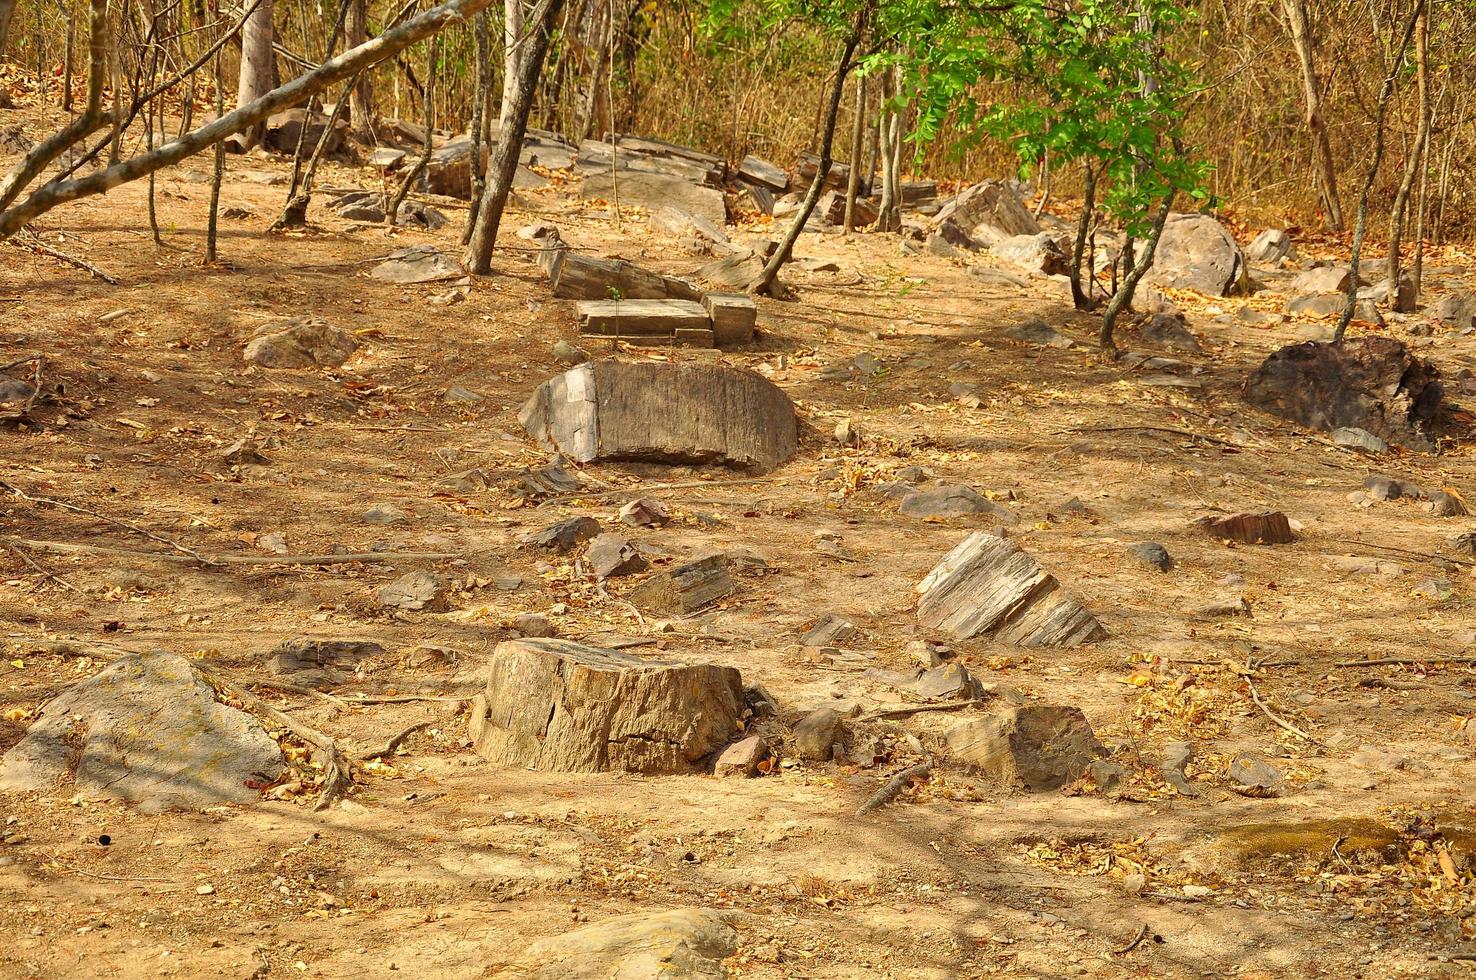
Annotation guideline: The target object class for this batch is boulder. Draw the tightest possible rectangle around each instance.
[990,233,1069,276]
[242,316,357,369]
[794,707,846,762]
[916,532,1105,646]
[580,172,726,228]
[1243,338,1445,451]
[500,908,737,979]
[945,705,1106,790]
[0,652,283,811]
[1290,266,1363,294]
[263,108,348,155]
[519,361,799,473]
[930,179,1038,247]
[1429,292,1476,331]
[1143,213,1248,296]
[370,245,464,284]
[1245,229,1294,265]
[467,639,742,774]
[1003,319,1076,348]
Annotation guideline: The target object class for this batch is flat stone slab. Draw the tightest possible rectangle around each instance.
[0,652,283,812]
[519,360,798,473]
[576,299,710,337]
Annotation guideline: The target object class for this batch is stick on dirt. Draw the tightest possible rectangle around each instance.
[856,760,932,816]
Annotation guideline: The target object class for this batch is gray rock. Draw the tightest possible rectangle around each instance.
[1413,577,1453,599]
[1428,292,1476,331]
[1286,293,1384,325]
[990,233,1069,276]
[1004,318,1075,348]
[619,498,670,527]
[714,736,775,778]
[361,503,408,525]
[1245,229,1294,265]
[377,571,446,611]
[1332,427,1388,454]
[0,652,283,812]
[945,705,1107,790]
[1429,491,1468,517]
[1128,542,1173,572]
[905,639,945,668]
[802,613,858,647]
[1139,312,1203,352]
[243,317,357,369]
[520,516,601,552]
[1228,753,1283,796]
[444,385,484,404]
[899,485,1015,522]
[370,245,463,284]
[513,613,557,638]
[552,340,589,365]
[1192,597,1251,618]
[1290,266,1363,294]
[267,637,385,686]
[1161,741,1199,796]
[1363,475,1404,500]
[1143,213,1248,296]
[908,663,985,701]
[0,375,35,403]
[585,534,647,580]
[794,708,846,762]
[1447,532,1476,556]
[500,908,737,979]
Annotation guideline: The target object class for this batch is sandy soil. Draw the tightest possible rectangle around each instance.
[4,99,1476,979]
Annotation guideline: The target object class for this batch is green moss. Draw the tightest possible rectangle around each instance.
[1216,819,1402,862]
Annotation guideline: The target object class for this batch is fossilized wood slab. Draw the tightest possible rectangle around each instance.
[576,299,711,337]
[915,532,1104,647]
[545,250,703,302]
[519,361,798,473]
[628,554,735,614]
[467,639,743,774]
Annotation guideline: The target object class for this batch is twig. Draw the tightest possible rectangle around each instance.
[1328,537,1476,568]
[538,476,779,505]
[0,483,220,566]
[2,538,86,595]
[1246,677,1319,744]
[1336,656,1476,667]
[1061,425,1249,450]
[0,354,45,373]
[856,700,979,723]
[2,536,455,567]
[342,693,468,705]
[359,721,433,761]
[1112,923,1150,956]
[8,231,119,283]
[241,676,348,707]
[47,858,173,883]
[1332,833,1353,873]
[856,760,932,816]
[200,667,350,811]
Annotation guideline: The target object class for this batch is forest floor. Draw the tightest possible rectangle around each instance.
[5,104,1476,979]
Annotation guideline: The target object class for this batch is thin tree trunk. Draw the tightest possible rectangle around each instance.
[285,0,352,202]
[1099,195,1174,353]
[464,0,563,274]
[1335,5,1420,346]
[1068,163,1097,311]
[272,72,358,229]
[876,64,899,233]
[499,0,524,132]
[61,0,73,113]
[748,0,871,296]
[464,8,490,244]
[237,0,277,149]
[1385,0,1428,297]
[346,0,373,141]
[842,71,866,234]
[0,0,16,64]
[206,49,224,263]
[575,1,610,143]
[1281,0,1344,232]
[0,0,502,241]
[386,37,436,226]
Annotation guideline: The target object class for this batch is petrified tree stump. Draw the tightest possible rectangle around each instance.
[1197,511,1294,544]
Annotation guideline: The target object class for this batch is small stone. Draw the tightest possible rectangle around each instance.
[1228,753,1283,796]
[585,534,647,580]
[619,498,670,527]
[443,385,484,404]
[1332,427,1388,454]
[905,640,944,668]
[196,884,215,895]
[1429,491,1468,518]
[256,531,288,555]
[908,663,985,701]
[899,485,1015,522]
[1181,884,1214,898]
[520,516,601,552]
[1087,760,1125,792]
[1363,475,1403,501]
[801,614,858,647]
[834,419,860,447]
[793,708,846,762]
[377,571,445,611]
[850,352,883,376]
[552,340,589,365]
[1413,577,1453,600]
[1004,319,1075,349]
[1192,597,1251,618]
[714,736,776,777]
[361,504,408,525]
[513,613,556,638]
[1128,542,1173,572]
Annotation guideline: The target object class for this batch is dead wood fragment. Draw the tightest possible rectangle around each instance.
[856,700,980,723]
[2,536,455,567]
[0,483,220,565]
[359,721,433,761]
[2,538,85,595]
[8,230,119,283]
[1112,923,1151,956]
[1336,656,1476,667]
[856,760,932,816]
[1246,677,1319,743]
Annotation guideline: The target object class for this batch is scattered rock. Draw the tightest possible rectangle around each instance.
[467,639,742,774]
[916,532,1105,646]
[370,245,464,284]
[1429,491,1468,517]
[1447,531,1476,556]
[628,555,735,614]
[513,613,557,638]
[1139,312,1203,353]
[1196,511,1294,545]
[1285,293,1384,324]
[217,435,270,468]
[1413,577,1453,599]
[1228,753,1284,797]
[929,179,1038,248]
[267,637,385,686]
[899,485,1016,522]
[905,639,946,668]
[1363,475,1405,501]
[520,516,601,552]
[1192,597,1251,618]
[714,736,776,778]
[1143,213,1248,296]
[619,498,671,527]
[945,705,1107,790]
[519,361,799,474]
[585,534,647,579]
[801,614,858,647]
[1245,229,1294,265]
[0,652,283,812]
[263,107,347,155]
[499,908,737,979]
[1428,292,1476,331]
[361,503,408,525]
[242,316,357,369]
[794,708,847,762]
[1003,318,1076,348]
[1128,542,1173,571]
[376,571,446,611]
[1331,427,1388,454]
[1161,741,1199,796]
[443,385,484,404]
[834,418,861,447]
[581,171,726,228]
[1290,266,1362,294]
[908,663,985,701]
[990,233,1069,276]
[552,340,589,365]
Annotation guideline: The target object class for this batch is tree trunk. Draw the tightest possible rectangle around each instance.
[1281,0,1344,232]
[346,0,373,142]
[500,0,524,131]
[1099,195,1173,354]
[1385,0,1428,296]
[464,9,491,243]
[237,0,277,150]
[206,50,225,263]
[1335,5,1420,346]
[1068,164,1097,311]
[0,0,15,65]
[0,0,502,241]
[575,1,610,143]
[464,0,564,275]
[747,0,871,297]
[387,38,436,226]
[842,71,866,234]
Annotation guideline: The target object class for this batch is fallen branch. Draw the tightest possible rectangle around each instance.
[0,482,220,565]
[241,676,348,707]
[2,536,455,567]
[1112,923,1151,956]
[856,759,932,816]
[1061,425,1248,450]
[1246,677,1319,744]
[8,230,119,283]
[538,476,778,505]
[47,857,173,883]
[341,693,468,705]
[200,666,351,811]
[856,700,979,723]
[359,721,433,761]
[2,538,86,595]
[1328,537,1476,568]
[1336,656,1476,668]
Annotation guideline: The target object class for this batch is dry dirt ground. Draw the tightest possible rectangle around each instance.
[5,101,1476,980]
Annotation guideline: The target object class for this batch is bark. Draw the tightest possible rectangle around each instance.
[747,1,871,297]
[346,0,374,141]
[575,1,611,143]
[0,0,107,215]
[1386,1,1428,295]
[286,0,353,202]
[464,0,564,275]
[1068,164,1097,311]
[206,51,224,263]
[0,0,501,242]
[0,0,15,64]
[386,37,437,226]
[1099,195,1174,354]
[1281,0,1344,232]
[500,0,524,132]
[1335,6,1420,346]
[842,72,866,234]
[464,8,491,244]
[272,73,358,229]
[236,0,277,149]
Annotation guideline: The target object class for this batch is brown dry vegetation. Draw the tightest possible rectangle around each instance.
[4,85,1476,977]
